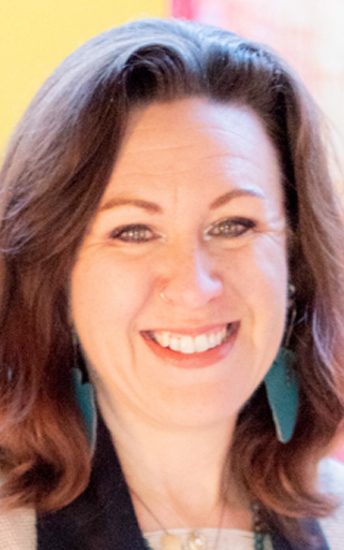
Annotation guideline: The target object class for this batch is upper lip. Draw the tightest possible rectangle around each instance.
[141,322,236,337]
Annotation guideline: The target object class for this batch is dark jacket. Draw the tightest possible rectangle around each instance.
[37,417,329,550]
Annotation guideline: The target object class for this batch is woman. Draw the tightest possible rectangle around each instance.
[0,17,343,550]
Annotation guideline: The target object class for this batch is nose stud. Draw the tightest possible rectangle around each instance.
[159,291,172,304]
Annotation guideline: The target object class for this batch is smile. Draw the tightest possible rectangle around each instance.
[141,322,240,369]
[151,325,230,354]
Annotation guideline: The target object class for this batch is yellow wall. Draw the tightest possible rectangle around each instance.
[0,0,167,156]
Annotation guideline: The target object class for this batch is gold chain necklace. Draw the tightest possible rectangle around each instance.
[133,489,267,550]
[131,488,224,550]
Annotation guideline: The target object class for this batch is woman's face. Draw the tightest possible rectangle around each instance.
[71,98,288,429]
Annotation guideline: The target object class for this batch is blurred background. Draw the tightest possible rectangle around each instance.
[1,0,344,459]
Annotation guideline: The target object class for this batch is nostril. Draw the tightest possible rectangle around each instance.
[158,275,223,309]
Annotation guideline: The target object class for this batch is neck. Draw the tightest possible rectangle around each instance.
[98,395,252,531]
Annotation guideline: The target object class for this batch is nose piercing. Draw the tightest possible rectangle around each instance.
[159,291,172,304]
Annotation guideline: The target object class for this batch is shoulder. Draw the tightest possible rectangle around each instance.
[318,458,344,550]
[318,457,344,493]
[0,506,36,550]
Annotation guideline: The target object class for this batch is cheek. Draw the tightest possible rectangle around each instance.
[71,255,155,331]
[221,239,288,327]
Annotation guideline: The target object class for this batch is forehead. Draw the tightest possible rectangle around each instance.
[101,98,282,206]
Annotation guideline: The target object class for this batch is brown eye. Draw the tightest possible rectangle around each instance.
[110,224,155,243]
[207,217,256,238]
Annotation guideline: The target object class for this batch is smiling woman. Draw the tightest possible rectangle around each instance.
[71,99,287,427]
[0,17,344,550]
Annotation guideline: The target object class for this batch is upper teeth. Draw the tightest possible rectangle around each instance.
[153,327,228,354]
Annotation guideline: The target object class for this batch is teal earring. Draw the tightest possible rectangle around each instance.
[72,368,97,449]
[71,333,97,449]
[264,285,299,443]
[264,348,298,443]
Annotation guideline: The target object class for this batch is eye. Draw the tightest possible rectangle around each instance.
[206,217,256,238]
[109,224,156,243]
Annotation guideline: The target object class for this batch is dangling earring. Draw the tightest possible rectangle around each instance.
[264,283,299,444]
[71,331,97,450]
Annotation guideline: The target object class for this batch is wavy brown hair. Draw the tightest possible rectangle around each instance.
[0,17,344,539]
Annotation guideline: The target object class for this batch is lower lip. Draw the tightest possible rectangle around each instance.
[141,322,240,369]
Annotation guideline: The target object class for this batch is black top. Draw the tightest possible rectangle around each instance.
[37,417,330,550]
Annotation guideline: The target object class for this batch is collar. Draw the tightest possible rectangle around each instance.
[37,415,145,550]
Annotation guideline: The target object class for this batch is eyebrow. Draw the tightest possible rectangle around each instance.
[99,189,264,214]
[210,189,265,209]
[99,198,162,214]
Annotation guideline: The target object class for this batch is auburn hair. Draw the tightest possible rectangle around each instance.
[0,17,344,538]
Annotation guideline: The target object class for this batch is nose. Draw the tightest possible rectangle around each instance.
[159,244,223,309]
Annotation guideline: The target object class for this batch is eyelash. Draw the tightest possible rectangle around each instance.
[109,217,256,244]
[109,224,156,243]
[205,217,257,239]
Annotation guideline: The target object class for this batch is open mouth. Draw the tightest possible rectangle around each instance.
[143,323,239,355]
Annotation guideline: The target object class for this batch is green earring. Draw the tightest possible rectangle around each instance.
[264,347,299,443]
[72,368,97,450]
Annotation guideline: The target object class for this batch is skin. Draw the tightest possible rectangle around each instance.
[71,98,288,530]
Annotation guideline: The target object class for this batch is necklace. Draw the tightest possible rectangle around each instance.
[132,488,223,550]
[132,488,267,550]
[251,502,266,550]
